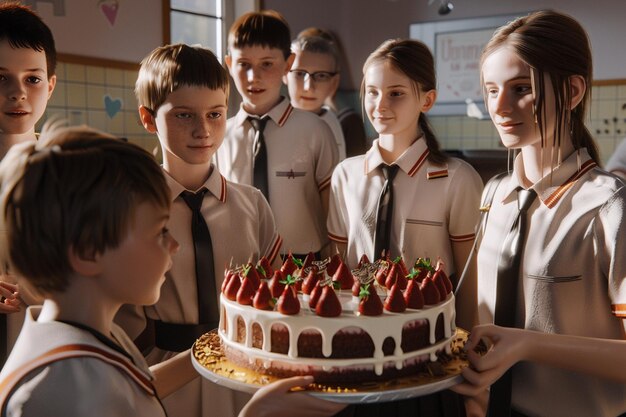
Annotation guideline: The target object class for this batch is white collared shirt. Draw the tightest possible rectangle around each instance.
[150,165,280,325]
[115,165,277,417]
[320,106,346,161]
[1,307,164,417]
[216,98,339,254]
[327,137,483,272]
[477,149,626,417]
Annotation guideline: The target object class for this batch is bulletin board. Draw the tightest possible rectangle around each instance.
[410,13,527,116]
[23,0,164,68]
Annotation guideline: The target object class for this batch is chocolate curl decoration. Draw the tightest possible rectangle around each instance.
[351,262,377,286]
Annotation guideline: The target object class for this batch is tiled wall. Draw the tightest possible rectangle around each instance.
[39,61,158,156]
[430,84,626,165]
[42,61,625,166]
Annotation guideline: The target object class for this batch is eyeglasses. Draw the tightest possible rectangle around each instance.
[289,69,337,83]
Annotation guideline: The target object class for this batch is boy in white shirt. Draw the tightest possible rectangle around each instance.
[217,10,338,260]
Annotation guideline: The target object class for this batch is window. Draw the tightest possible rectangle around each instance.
[169,0,223,59]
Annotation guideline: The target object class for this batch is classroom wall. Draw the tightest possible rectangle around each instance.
[263,0,626,86]
[263,0,626,164]
[31,1,626,164]
[39,62,157,156]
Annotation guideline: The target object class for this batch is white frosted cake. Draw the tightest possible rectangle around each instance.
[218,255,456,384]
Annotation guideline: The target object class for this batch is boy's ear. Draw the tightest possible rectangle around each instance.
[569,75,586,110]
[421,89,437,112]
[47,75,57,99]
[224,54,232,71]
[138,106,157,133]
[284,53,295,75]
[68,246,102,277]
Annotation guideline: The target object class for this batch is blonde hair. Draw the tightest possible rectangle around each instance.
[0,125,170,293]
[291,34,340,72]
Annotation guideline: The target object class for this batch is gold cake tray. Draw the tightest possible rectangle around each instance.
[191,329,469,404]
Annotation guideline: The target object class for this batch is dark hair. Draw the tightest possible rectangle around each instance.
[0,126,170,293]
[0,2,56,77]
[481,10,599,164]
[362,39,447,164]
[228,10,291,59]
[135,43,229,113]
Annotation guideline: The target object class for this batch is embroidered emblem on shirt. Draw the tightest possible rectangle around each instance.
[426,168,448,179]
[276,169,306,178]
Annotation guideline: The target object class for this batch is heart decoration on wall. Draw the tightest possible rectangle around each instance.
[99,0,120,26]
[104,95,122,119]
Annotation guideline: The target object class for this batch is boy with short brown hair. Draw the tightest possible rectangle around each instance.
[218,10,338,260]
[125,43,284,417]
[0,1,57,367]
[0,126,343,417]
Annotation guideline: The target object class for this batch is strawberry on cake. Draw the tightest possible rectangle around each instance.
[218,253,456,384]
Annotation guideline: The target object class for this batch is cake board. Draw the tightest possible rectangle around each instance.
[191,328,470,404]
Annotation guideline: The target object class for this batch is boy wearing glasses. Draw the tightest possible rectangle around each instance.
[219,10,338,260]
[286,35,346,160]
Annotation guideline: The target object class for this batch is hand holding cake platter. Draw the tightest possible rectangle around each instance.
[192,253,469,403]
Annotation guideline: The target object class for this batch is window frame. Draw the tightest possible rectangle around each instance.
[163,0,226,59]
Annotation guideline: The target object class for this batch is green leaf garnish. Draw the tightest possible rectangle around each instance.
[293,257,304,268]
[359,283,371,300]
[242,264,251,276]
[408,258,435,279]
[393,256,402,264]
[279,274,298,286]
[256,265,266,277]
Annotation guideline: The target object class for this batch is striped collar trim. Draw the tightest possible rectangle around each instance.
[363,138,429,177]
[216,174,227,202]
[0,344,156,405]
[237,97,294,128]
[503,149,596,208]
[543,159,596,208]
[406,149,429,177]
[276,103,294,127]
[612,304,626,318]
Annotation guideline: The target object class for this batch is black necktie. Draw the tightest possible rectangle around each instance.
[248,116,270,201]
[180,189,218,326]
[488,187,537,417]
[374,164,400,259]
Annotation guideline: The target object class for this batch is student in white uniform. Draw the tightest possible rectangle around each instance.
[217,11,338,260]
[117,44,296,417]
[286,35,346,160]
[0,127,337,417]
[327,39,482,417]
[0,3,56,368]
[451,11,626,417]
[327,38,482,298]
[295,28,369,158]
